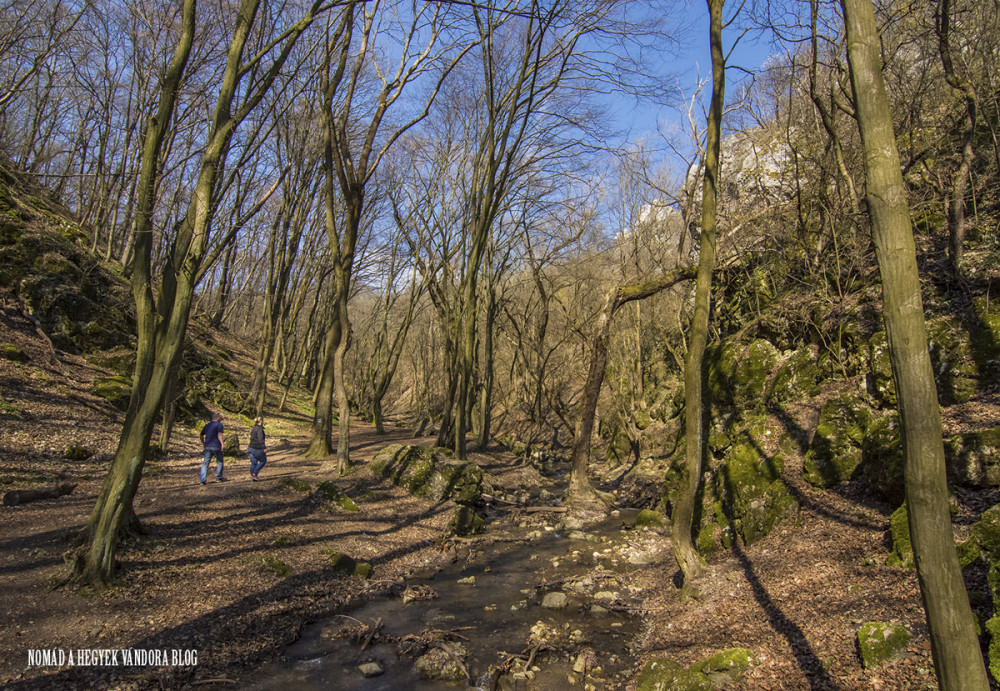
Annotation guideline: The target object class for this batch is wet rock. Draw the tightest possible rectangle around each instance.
[415,642,468,682]
[541,591,568,609]
[358,661,384,678]
[401,585,438,604]
[457,576,476,585]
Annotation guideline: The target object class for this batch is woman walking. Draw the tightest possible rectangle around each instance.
[248,417,267,481]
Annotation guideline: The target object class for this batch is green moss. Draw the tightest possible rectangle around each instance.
[324,550,372,579]
[316,480,360,512]
[278,477,311,493]
[698,523,720,556]
[714,439,796,546]
[93,375,132,410]
[945,427,1000,488]
[769,347,820,404]
[272,535,295,547]
[63,445,92,461]
[972,505,1000,563]
[860,414,904,504]
[261,555,292,578]
[886,505,914,569]
[0,343,29,362]
[635,658,712,691]
[636,509,665,529]
[857,621,910,668]
[691,648,756,686]
[371,445,482,505]
[803,393,873,487]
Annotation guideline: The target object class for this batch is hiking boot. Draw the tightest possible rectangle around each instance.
[217,476,228,482]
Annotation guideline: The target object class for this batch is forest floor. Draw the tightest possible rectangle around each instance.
[2,298,998,690]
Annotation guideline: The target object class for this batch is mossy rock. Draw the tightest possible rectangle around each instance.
[927,317,979,405]
[698,523,721,556]
[636,509,666,529]
[971,505,1000,565]
[93,375,132,411]
[278,477,310,493]
[885,505,913,569]
[449,505,484,537]
[636,658,713,691]
[769,347,820,405]
[803,392,873,487]
[223,433,243,457]
[316,481,359,512]
[865,331,896,406]
[326,551,372,579]
[860,413,904,504]
[986,615,1000,684]
[945,427,1000,488]
[856,621,910,668]
[63,445,92,461]
[690,648,756,686]
[0,343,29,363]
[713,438,796,546]
[707,338,780,413]
[89,346,135,377]
[370,444,483,505]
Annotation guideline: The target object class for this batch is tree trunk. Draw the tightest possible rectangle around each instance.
[672,0,724,587]
[306,311,340,459]
[843,0,989,686]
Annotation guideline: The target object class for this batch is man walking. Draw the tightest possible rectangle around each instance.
[200,412,226,484]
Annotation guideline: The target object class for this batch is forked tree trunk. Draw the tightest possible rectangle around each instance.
[672,0,724,587]
[843,0,989,687]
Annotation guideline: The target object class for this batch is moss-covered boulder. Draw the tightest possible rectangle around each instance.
[885,504,913,568]
[0,343,29,363]
[63,445,92,461]
[927,317,978,405]
[636,658,712,691]
[768,346,820,405]
[869,320,980,408]
[714,439,797,546]
[637,649,755,691]
[860,413,904,504]
[945,427,1000,488]
[316,481,360,512]
[857,621,910,668]
[707,338,780,412]
[690,648,756,687]
[636,509,666,529]
[698,523,722,556]
[449,505,484,537]
[223,433,243,457]
[803,392,874,487]
[370,444,483,505]
[93,375,132,410]
[865,331,896,406]
[325,551,372,579]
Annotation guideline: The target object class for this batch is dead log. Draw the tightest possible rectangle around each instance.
[3,482,76,506]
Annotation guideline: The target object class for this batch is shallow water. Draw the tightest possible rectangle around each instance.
[246,511,651,690]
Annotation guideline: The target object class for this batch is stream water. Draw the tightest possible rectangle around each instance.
[245,509,659,690]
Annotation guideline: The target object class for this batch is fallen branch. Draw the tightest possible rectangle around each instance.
[525,506,567,513]
[3,482,76,506]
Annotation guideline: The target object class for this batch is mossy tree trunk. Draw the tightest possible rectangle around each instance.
[73,0,331,588]
[672,0,724,587]
[843,0,989,686]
